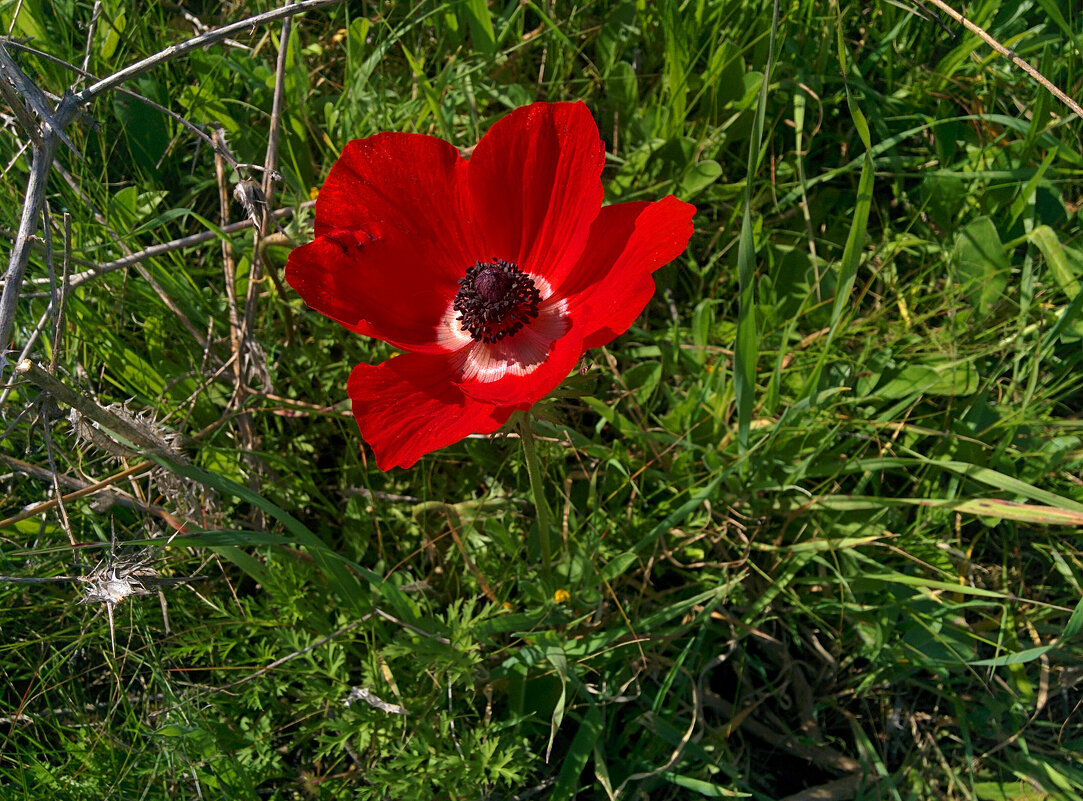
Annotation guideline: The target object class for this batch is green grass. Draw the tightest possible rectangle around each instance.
[3,0,1083,798]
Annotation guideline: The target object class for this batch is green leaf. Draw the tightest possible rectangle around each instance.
[606,60,638,118]
[679,160,722,199]
[600,551,637,583]
[805,496,1083,526]
[459,0,495,58]
[151,456,372,615]
[954,216,1010,316]
[969,644,1056,667]
[872,360,980,399]
[663,772,750,797]
[544,646,570,763]
[734,0,779,454]
[1063,594,1083,639]
[99,8,126,60]
[551,704,603,801]
[623,361,662,405]
[630,474,725,558]
[1031,225,1081,300]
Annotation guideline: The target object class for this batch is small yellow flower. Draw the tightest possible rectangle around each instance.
[553,589,571,604]
[308,186,320,201]
[502,601,514,611]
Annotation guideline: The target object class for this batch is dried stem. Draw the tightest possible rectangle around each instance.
[73,0,342,104]
[214,129,245,404]
[24,202,313,293]
[47,212,71,375]
[0,0,338,372]
[921,0,1083,120]
[0,120,70,361]
[0,453,172,519]
[80,2,102,77]
[0,42,80,154]
[2,39,254,174]
[0,459,153,530]
[242,5,296,374]
[15,360,188,458]
[260,9,292,231]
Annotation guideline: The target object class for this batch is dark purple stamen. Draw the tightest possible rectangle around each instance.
[453,259,541,344]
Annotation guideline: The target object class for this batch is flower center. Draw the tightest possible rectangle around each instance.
[453,259,541,344]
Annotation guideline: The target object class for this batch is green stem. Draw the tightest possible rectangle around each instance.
[517,413,553,572]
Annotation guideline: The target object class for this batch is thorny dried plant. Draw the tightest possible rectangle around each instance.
[0,5,328,678]
[76,539,169,656]
[68,402,217,519]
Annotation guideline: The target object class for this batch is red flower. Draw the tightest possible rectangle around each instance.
[286,102,695,470]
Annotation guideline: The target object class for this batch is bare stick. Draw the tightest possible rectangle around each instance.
[74,0,342,104]
[0,459,153,530]
[261,9,292,227]
[0,42,80,155]
[0,53,42,141]
[0,129,68,363]
[214,128,251,456]
[255,8,299,346]
[40,401,76,546]
[41,201,57,328]
[0,453,168,517]
[15,360,187,457]
[47,213,71,375]
[241,6,297,394]
[80,2,102,77]
[1,1,338,368]
[922,0,1083,120]
[3,39,256,175]
[24,202,313,292]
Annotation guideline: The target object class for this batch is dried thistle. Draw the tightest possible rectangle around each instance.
[344,686,406,716]
[233,178,267,231]
[79,546,159,656]
[69,401,183,462]
[68,402,216,518]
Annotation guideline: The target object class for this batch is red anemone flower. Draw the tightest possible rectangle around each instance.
[286,102,695,470]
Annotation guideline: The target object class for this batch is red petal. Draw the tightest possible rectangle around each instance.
[467,102,605,284]
[456,326,585,407]
[348,353,512,470]
[286,133,481,352]
[561,196,695,349]
[314,132,477,276]
[286,235,456,353]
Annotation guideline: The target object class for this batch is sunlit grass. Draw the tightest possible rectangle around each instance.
[2,1,1083,799]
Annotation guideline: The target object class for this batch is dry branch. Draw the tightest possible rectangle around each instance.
[921,0,1083,120]
[73,0,342,104]
[0,0,341,372]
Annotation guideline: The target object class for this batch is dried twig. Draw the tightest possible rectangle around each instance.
[921,0,1083,120]
[73,0,342,104]
[47,212,71,375]
[14,360,189,458]
[250,3,298,343]
[0,109,72,360]
[214,128,245,406]
[0,0,340,369]
[0,461,152,530]
[2,39,263,176]
[0,42,81,154]
[0,453,172,519]
[23,202,313,293]
[79,2,102,77]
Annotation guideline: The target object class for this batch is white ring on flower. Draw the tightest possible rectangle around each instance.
[435,273,570,382]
